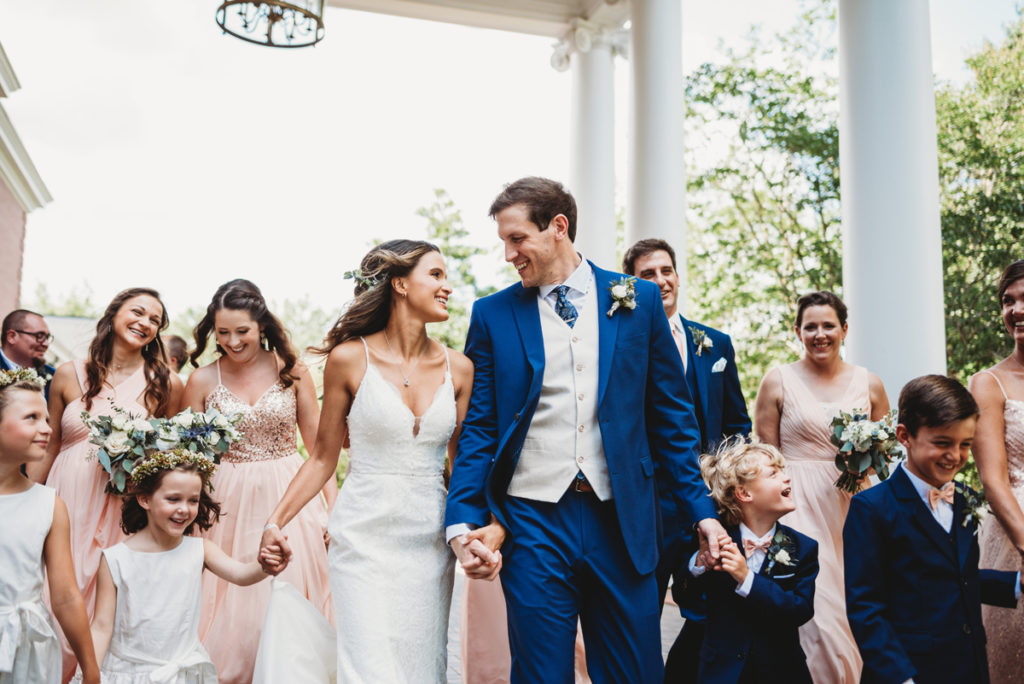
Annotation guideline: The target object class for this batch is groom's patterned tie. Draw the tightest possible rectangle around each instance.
[554,285,578,328]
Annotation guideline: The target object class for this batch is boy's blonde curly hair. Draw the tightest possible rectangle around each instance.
[700,436,786,527]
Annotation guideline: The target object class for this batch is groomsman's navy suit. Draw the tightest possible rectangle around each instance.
[446,261,714,683]
[661,318,751,681]
[844,466,1018,684]
[680,523,817,684]
[0,352,55,400]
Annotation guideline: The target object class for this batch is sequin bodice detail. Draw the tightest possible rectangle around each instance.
[205,383,296,462]
[1004,399,1024,488]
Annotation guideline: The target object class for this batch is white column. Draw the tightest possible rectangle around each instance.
[839,0,945,397]
[554,23,619,270]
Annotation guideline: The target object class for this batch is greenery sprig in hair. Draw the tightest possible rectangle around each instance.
[0,367,47,388]
[130,448,217,485]
[343,268,384,291]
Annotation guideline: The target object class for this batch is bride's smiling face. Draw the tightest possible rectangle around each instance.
[215,309,263,363]
[395,251,453,323]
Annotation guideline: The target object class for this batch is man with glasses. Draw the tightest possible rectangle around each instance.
[1,309,56,395]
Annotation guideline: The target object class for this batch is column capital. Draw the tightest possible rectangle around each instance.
[550,19,628,72]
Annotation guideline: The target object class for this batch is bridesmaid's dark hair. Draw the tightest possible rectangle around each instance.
[190,279,299,389]
[795,291,848,329]
[121,465,221,535]
[998,260,1024,302]
[312,240,441,356]
[84,288,172,417]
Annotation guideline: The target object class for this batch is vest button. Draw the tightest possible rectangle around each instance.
[578,425,585,432]
[578,393,584,401]
[577,456,584,463]
[576,363,584,372]
[572,336,579,343]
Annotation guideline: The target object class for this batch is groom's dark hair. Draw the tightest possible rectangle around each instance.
[489,177,577,242]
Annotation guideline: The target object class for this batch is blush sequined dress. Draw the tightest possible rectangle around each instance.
[198,360,332,684]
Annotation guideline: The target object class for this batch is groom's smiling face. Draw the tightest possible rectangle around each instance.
[496,203,564,288]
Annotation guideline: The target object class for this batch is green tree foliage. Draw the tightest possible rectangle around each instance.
[936,10,1024,383]
[26,282,101,318]
[684,5,842,404]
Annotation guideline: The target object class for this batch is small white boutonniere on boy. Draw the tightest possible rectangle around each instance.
[688,326,713,356]
[606,277,638,318]
[764,528,797,575]
[956,483,989,533]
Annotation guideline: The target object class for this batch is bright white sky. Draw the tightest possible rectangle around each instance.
[0,0,1018,319]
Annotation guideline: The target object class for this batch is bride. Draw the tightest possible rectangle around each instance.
[259,239,500,682]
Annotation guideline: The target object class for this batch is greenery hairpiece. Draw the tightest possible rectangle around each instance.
[130,448,217,485]
[343,268,384,291]
[0,367,47,389]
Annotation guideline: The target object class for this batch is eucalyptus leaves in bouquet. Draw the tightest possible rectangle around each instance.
[830,409,901,493]
[83,407,243,494]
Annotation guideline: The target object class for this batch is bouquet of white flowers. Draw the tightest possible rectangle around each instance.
[83,407,243,493]
[829,409,901,493]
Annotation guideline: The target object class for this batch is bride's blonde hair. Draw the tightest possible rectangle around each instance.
[700,437,786,527]
[312,240,440,356]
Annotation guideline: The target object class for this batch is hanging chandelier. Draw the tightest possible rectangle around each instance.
[216,0,325,48]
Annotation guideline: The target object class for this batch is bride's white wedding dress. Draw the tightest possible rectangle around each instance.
[256,338,456,683]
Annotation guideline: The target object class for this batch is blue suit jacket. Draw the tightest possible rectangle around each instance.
[844,467,1018,684]
[0,353,55,400]
[681,523,816,684]
[445,262,716,574]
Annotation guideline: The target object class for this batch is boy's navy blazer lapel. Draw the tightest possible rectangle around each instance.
[680,315,710,425]
[891,466,957,565]
[510,261,622,409]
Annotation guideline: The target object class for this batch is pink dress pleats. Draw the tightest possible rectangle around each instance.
[45,361,144,682]
[978,370,1024,684]
[198,378,332,684]
[777,363,870,684]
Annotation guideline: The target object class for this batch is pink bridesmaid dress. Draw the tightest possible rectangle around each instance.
[777,363,871,684]
[199,361,332,684]
[977,370,1024,684]
[45,361,143,681]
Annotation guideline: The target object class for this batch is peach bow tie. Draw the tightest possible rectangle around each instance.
[928,483,955,511]
[743,538,771,558]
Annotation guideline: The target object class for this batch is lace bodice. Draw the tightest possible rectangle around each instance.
[345,341,456,477]
[205,362,297,462]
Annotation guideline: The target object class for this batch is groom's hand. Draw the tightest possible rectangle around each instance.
[451,534,502,581]
[696,518,727,565]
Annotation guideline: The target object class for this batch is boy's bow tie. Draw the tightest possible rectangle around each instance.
[743,538,771,558]
[928,483,955,511]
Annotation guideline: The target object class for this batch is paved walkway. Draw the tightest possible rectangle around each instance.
[445,570,685,683]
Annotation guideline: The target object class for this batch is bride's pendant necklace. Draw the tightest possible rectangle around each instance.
[384,330,422,387]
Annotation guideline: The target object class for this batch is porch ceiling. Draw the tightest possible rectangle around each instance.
[326,0,629,38]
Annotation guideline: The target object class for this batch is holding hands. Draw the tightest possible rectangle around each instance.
[259,524,292,576]
[451,518,506,581]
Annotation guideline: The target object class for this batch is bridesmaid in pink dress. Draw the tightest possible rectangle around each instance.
[183,279,334,684]
[28,287,183,682]
[753,291,889,684]
[971,260,1024,684]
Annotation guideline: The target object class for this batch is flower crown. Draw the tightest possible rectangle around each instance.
[0,367,47,389]
[129,448,217,485]
[343,268,385,291]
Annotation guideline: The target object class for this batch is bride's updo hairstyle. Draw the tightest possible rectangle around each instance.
[85,287,172,416]
[313,239,441,356]
[190,279,300,388]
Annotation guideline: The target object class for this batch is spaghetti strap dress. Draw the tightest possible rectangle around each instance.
[777,363,871,684]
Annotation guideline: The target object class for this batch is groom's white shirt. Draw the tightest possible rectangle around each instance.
[445,255,611,542]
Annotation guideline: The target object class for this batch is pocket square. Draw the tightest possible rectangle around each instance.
[711,357,727,373]
[772,573,796,579]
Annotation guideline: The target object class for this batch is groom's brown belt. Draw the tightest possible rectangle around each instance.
[571,476,595,493]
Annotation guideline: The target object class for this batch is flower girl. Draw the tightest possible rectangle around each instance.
[0,369,99,684]
[82,449,276,683]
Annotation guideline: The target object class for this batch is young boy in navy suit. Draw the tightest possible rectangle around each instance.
[684,438,818,683]
[844,374,1021,684]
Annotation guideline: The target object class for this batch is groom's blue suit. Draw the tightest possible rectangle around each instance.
[446,261,716,683]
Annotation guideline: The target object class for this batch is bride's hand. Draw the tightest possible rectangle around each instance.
[475,518,507,553]
[451,535,502,581]
[259,525,292,575]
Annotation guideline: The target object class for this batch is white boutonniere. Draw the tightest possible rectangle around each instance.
[688,326,713,356]
[957,483,989,533]
[606,277,638,318]
[765,529,797,574]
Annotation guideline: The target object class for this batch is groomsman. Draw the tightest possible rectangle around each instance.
[1,309,55,396]
[623,238,751,682]
[446,178,725,683]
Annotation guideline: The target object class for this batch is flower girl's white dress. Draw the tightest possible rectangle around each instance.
[0,484,62,684]
[97,536,216,683]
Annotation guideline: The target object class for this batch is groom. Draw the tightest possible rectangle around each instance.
[446,177,726,683]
